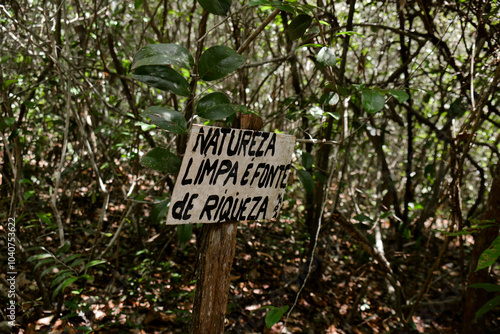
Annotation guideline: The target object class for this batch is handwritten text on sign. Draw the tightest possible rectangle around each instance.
[167,125,295,224]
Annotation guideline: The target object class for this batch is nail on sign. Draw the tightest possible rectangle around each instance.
[167,125,295,224]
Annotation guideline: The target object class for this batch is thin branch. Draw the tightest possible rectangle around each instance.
[284,144,339,330]
[404,234,451,325]
[107,32,156,148]
[333,210,405,320]
[237,8,281,55]
[99,203,135,259]
[242,55,291,68]
[352,23,427,41]
[295,138,338,145]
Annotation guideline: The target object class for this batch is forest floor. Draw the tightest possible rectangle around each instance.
[4,197,500,334]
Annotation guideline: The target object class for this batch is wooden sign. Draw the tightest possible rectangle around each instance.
[167,125,295,224]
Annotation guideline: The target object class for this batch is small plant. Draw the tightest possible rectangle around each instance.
[27,242,106,301]
[470,234,500,321]
[258,305,289,329]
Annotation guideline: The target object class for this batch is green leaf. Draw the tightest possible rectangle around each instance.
[300,43,324,48]
[131,44,193,71]
[136,121,156,131]
[389,89,409,103]
[201,104,244,120]
[79,274,94,283]
[196,92,244,120]
[52,276,79,299]
[141,147,182,174]
[476,235,500,271]
[40,265,58,278]
[152,200,170,224]
[84,260,106,270]
[449,98,467,118]
[198,0,232,15]
[469,283,500,292]
[69,258,86,268]
[362,89,385,113]
[302,152,314,170]
[317,47,336,67]
[142,106,187,134]
[335,31,365,37]
[0,117,15,130]
[297,169,314,194]
[352,83,365,91]
[24,190,35,200]
[337,85,350,96]
[23,100,36,109]
[474,295,500,322]
[261,305,289,328]
[56,240,71,257]
[197,91,230,112]
[2,78,17,89]
[353,214,374,223]
[288,14,313,40]
[249,0,269,5]
[63,253,84,264]
[51,270,74,288]
[27,253,54,262]
[313,171,328,184]
[20,178,33,185]
[249,0,295,13]
[177,224,193,244]
[134,0,145,9]
[324,111,340,120]
[132,66,190,96]
[320,92,339,106]
[273,4,295,13]
[36,212,53,226]
[34,258,56,271]
[198,46,245,81]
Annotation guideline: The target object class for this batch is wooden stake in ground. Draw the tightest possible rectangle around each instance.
[191,114,263,334]
[167,114,294,332]
[191,220,238,333]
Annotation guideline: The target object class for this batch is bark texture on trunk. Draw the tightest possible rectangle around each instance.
[192,221,238,334]
[192,114,263,333]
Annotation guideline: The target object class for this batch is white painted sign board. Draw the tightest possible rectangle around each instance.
[166,125,295,224]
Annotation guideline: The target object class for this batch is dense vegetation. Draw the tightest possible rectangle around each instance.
[1,0,500,333]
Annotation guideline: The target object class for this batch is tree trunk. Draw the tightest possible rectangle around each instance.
[192,221,238,334]
[462,161,500,333]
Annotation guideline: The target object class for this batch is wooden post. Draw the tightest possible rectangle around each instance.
[462,162,500,333]
[191,114,263,334]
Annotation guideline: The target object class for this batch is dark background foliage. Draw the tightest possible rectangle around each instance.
[1,0,500,333]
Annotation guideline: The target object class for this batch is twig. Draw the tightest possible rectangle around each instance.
[237,8,281,55]
[99,203,135,259]
[43,0,69,246]
[242,55,291,68]
[98,174,166,258]
[346,281,369,324]
[0,133,16,180]
[333,210,405,320]
[0,275,34,304]
[197,5,249,44]
[402,296,461,310]
[283,145,338,330]
[404,235,451,325]
[295,138,338,145]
